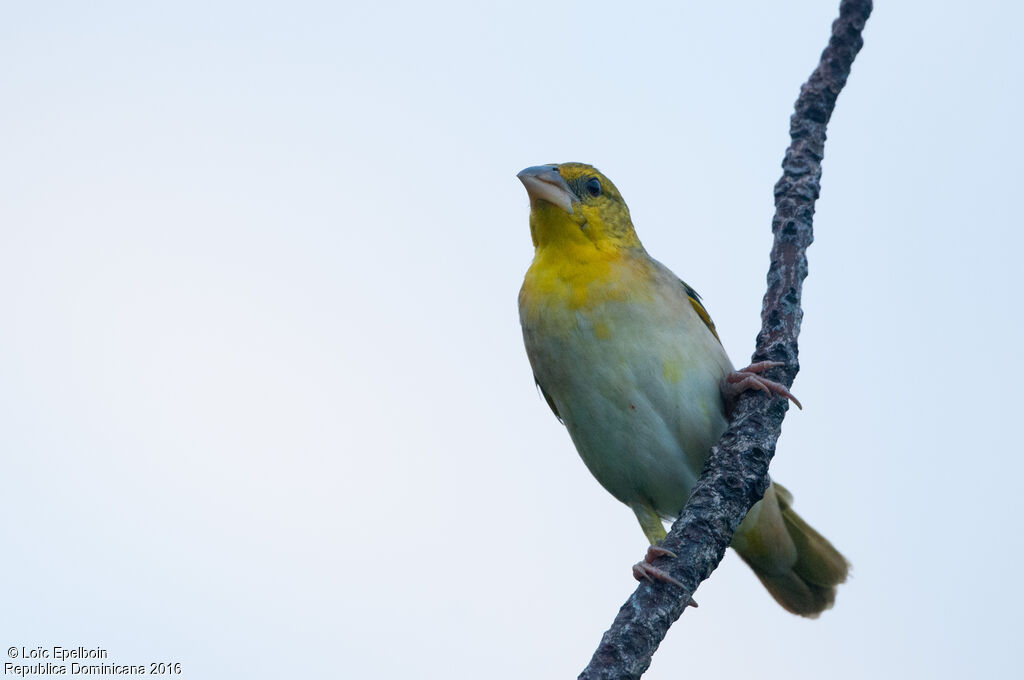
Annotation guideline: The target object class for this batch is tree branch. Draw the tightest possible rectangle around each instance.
[578,2,872,678]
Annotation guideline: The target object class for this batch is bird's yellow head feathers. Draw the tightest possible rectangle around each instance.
[517,163,641,251]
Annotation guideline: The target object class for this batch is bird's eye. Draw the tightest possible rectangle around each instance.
[585,177,602,197]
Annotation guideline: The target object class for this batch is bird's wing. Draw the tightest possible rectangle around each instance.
[679,279,721,343]
[535,377,563,423]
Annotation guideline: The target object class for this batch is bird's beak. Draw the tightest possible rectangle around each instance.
[517,165,577,214]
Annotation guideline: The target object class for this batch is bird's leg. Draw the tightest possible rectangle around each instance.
[630,505,698,606]
[632,548,699,607]
[721,360,802,415]
[632,546,682,588]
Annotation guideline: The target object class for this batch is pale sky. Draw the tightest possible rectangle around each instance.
[2,2,1021,678]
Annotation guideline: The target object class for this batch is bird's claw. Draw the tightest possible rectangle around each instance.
[632,545,699,607]
[722,361,802,410]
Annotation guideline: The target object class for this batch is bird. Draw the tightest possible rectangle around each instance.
[516,162,848,617]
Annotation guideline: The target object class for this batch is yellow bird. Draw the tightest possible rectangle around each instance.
[517,162,848,617]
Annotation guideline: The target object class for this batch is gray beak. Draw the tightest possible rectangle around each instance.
[517,165,577,214]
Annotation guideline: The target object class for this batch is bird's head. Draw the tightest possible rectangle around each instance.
[517,163,641,251]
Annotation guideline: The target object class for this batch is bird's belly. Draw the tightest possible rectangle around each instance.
[523,301,731,519]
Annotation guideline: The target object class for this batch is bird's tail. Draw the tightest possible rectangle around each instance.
[731,482,849,617]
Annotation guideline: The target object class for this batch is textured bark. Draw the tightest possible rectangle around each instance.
[578,2,872,678]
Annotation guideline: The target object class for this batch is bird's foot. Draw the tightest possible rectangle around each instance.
[722,361,802,411]
[632,546,698,607]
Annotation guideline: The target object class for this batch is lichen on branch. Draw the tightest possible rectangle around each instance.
[578,2,873,678]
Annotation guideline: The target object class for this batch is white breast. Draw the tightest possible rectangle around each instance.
[521,257,734,519]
